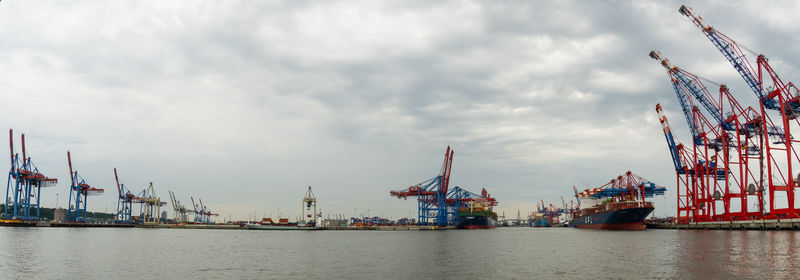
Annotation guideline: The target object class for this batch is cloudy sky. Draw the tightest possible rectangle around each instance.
[1,0,798,221]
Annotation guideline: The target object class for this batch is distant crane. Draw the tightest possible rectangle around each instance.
[199,198,218,223]
[66,151,104,222]
[5,129,58,221]
[168,190,191,223]
[390,147,497,226]
[190,196,217,223]
[140,182,167,223]
[190,196,202,223]
[113,168,138,224]
[302,186,317,224]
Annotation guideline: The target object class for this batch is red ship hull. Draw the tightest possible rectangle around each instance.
[575,222,646,230]
[571,202,654,231]
[460,224,496,229]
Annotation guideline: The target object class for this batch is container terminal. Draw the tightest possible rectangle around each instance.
[389,146,498,229]
[644,5,800,229]
[1,135,486,231]
[5,5,800,232]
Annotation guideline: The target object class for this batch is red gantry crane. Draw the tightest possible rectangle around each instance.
[680,5,800,218]
[652,51,768,221]
[656,104,699,223]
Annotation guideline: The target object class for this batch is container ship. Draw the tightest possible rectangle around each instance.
[570,171,666,230]
[530,201,564,227]
[571,200,655,230]
[531,215,551,227]
[457,201,497,229]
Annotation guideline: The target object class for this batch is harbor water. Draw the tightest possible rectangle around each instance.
[2,227,799,279]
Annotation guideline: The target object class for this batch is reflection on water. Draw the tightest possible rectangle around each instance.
[674,230,800,279]
[1,227,799,279]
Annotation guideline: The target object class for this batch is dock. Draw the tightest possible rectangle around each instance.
[647,218,800,230]
[1,220,457,231]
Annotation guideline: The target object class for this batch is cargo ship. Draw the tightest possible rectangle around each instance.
[245,217,322,231]
[530,201,564,227]
[570,171,666,230]
[570,200,655,230]
[531,217,551,227]
[457,201,497,229]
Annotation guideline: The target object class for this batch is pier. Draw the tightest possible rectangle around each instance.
[647,219,800,230]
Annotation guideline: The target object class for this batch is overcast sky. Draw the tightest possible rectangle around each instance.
[1,1,798,221]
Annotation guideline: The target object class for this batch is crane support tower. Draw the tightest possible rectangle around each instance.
[680,5,800,218]
[5,129,58,221]
[66,152,104,222]
[302,186,317,223]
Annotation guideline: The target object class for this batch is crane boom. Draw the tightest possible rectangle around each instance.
[656,104,686,173]
[678,5,773,108]
[8,129,13,167]
[67,151,74,186]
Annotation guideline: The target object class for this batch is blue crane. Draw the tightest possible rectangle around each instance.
[656,104,689,174]
[113,168,137,224]
[390,147,496,226]
[66,152,104,222]
[5,129,57,221]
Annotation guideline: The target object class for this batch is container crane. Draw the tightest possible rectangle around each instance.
[190,196,202,223]
[389,146,454,226]
[656,104,699,223]
[5,129,57,221]
[389,147,496,226]
[66,152,104,222]
[575,171,667,206]
[302,186,317,224]
[652,51,768,221]
[650,52,726,221]
[140,182,167,223]
[198,198,217,223]
[113,168,137,224]
[680,5,800,218]
[168,190,191,223]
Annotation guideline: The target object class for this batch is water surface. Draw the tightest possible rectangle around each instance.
[1,227,798,279]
